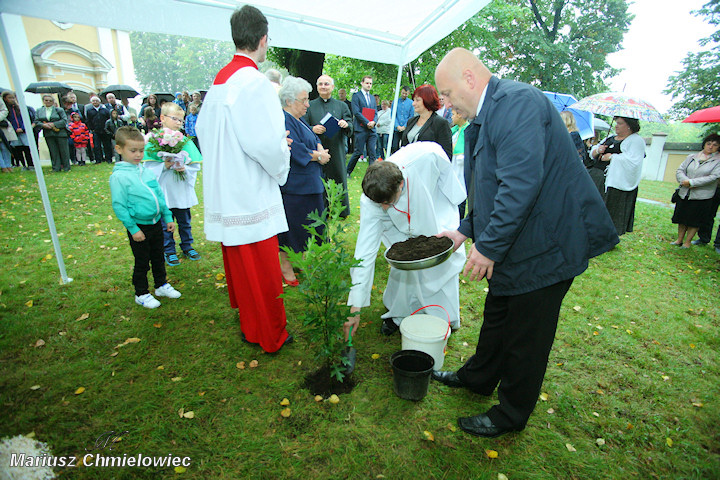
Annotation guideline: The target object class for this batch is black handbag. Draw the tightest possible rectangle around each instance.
[671,188,681,203]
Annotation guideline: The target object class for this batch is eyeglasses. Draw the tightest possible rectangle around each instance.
[317,82,332,87]
[295,97,310,105]
[168,115,184,123]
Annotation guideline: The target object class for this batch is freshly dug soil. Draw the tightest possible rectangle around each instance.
[304,366,356,396]
[386,235,453,261]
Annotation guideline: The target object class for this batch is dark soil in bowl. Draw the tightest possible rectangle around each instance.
[386,235,453,261]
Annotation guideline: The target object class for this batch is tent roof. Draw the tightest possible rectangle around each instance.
[0,0,490,65]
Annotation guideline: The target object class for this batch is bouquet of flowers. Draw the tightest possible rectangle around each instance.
[145,127,191,181]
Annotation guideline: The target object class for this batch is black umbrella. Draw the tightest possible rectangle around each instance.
[100,84,140,100]
[152,92,176,103]
[24,81,73,95]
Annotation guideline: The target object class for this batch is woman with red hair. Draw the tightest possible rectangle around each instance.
[400,84,452,159]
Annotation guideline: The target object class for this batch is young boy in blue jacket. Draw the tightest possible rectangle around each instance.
[109,126,182,309]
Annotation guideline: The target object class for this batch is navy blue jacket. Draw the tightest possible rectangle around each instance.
[351,89,377,132]
[282,110,324,195]
[460,76,619,296]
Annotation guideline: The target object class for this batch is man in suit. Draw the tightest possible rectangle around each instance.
[85,95,112,163]
[338,88,353,154]
[305,74,353,217]
[346,75,377,176]
[433,48,619,438]
[437,96,453,124]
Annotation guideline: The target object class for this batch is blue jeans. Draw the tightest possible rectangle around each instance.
[376,133,388,159]
[161,208,193,254]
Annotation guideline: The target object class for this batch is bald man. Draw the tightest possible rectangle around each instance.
[305,74,353,217]
[433,48,619,438]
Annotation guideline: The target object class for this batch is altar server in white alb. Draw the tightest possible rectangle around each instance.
[345,142,466,339]
[196,5,293,353]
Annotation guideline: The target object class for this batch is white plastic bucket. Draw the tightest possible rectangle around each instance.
[399,313,451,370]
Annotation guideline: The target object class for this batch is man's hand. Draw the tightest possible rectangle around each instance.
[344,307,361,341]
[437,230,468,252]
[312,125,326,135]
[166,222,176,233]
[463,243,494,282]
[132,231,146,242]
[367,121,375,129]
[338,119,348,129]
[397,126,405,132]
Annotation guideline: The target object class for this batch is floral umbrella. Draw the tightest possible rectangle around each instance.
[682,105,720,123]
[571,92,666,124]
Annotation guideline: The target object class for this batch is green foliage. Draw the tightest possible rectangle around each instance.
[319,0,632,102]
[129,32,235,92]
[637,120,708,143]
[665,0,720,136]
[281,180,361,382]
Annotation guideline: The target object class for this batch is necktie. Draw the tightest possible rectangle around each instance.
[365,92,370,106]
[464,122,480,218]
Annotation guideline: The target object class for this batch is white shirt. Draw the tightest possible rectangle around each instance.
[196,55,291,246]
[347,142,467,325]
[604,133,645,192]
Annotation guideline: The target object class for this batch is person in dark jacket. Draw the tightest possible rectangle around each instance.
[433,48,619,439]
[400,84,453,160]
[32,94,71,172]
[105,109,127,162]
[85,95,112,163]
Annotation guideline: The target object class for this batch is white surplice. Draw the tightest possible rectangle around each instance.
[196,54,291,246]
[347,142,467,326]
[144,161,200,210]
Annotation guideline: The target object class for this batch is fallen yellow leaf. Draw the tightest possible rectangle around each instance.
[171,377,182,382]
[498,474,509,480]
[371,353,380,359]
[280,398,290,406]
[539,392,549,401]
[25,300,33,307]
[485,449,498,458]
[547,408,555,414]
[34,339,45,348]
[124,337,141,344]
[110,351,119,357]
[44,254,52,260]
[157,365,165,370]
[153,323,163,328]
[573,305,582,312]
[183,411,195,419]
[280,407,292,417]
[565,443,576,452]
[215,273,225,280]
[199,392,205,396]
[174,466,186,473]
[666,437,673,447]
[692,402,703,408]
[75,313,89,321]
[328,394,340,404]
[314,395,323,402]
[596,438,605,446]
[30,385,41,390]
[236,362,245,369]
[75,387,85,395]
[249,360,259,368]
[423,431,435,442]
[178,408,184,418]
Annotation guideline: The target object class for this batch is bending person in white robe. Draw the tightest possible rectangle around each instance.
[345,142,466,339]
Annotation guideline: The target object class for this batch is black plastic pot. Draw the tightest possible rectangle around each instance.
[390,350,434,401]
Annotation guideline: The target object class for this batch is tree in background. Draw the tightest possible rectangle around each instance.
[665,0,720,136]
[312,0,631,102]
[129,32,235,92]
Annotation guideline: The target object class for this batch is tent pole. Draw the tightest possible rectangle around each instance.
[0,14,72,285]
[386,63,404,158]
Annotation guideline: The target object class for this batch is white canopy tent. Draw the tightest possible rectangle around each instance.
[0,0,491,283]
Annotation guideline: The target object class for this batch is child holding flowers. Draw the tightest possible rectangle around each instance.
[143,102,202,267]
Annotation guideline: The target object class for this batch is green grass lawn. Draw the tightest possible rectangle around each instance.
[1,164,719,479]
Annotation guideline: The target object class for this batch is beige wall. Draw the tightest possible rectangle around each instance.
[22,18,100,53]
[664,153,691,183]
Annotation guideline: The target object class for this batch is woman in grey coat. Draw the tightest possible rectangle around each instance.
[671,133,720,248]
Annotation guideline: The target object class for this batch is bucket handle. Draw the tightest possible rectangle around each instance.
[409,304,451,341]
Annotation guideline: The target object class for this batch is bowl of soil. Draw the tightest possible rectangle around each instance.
[384,235,454,271]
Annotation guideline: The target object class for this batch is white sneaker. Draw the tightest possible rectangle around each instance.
[155,283,182,299]
[135,293,161,309]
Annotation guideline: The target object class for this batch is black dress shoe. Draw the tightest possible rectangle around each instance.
[431,370,464,387]
[283,335,294,345]
[380,318,399,336]
[457,413,519,438]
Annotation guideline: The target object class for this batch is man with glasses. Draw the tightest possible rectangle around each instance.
[305,74,353,217]
[344,142,466,340]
